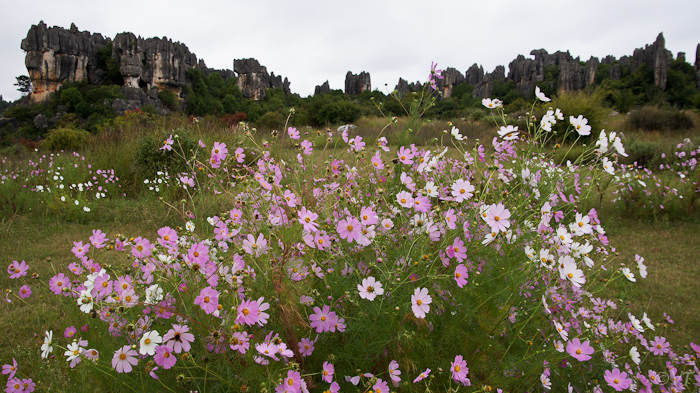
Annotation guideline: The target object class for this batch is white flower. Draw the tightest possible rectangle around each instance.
[641,312,655,331]
[145,284,164,305]
[83,206,91,212]
[450,126,465,141]
[482,98,502,109]
[64,342,83,362]
[498,125,519,141]
[139,330,163,356]
[41,330,54,359]
[186,221,195,232]
[621,267,636,282]
[602,157,615,175]
[570,115,592,136]
[535,86,551,102]
[629,346,640,365]
[74,200,80,206]
[357,276,384,301]
[60,196,66,202]
[77,289,94,313]
[629,313,644,332]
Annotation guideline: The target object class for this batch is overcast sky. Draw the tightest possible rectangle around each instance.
[1,0,699,102]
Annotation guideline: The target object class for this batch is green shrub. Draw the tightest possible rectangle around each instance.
[622,138,659,167]
[545,90,609,141]
[626,106,695,132]
[60,87,83,110]
[256,111,285,130]
[41,127,90,150]
[158,89,181,112]
[134,131,201,179]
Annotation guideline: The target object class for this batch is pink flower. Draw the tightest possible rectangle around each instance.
[309,305,339,333]
[243,233,268,256]
[154,345,176,369]
[371,153,384,170]
[298,207,319,232]
[299,337,315,357]
[282,189,298,207]
[450,237,467,262]
[230,332,250,354]
[188,241,210,266]
[322,361,334,383]
[359,206,378,226]
[64,326,77,339]
[454,265,469,288]
[49,273,71,295]
[486,203,511,233]
[278,370,302,393]
[413,368,431,383]
[300,140,313,155]
[18,285,31,299]
[112,345,138,373]
[8,260,29,279]
[163,324,195,353]
[71,242,90,259]
[396,191,414,208]
[131,237,152,259]
[397,146,414,164]
[566,338,594,361]
[373,378,390,393]
[388,360,401,386]
[451,179,475,202]
[604,368,632,391]
[649,336,670,356]
[337,216,361,243]
[287,127,300,139]
[413,195,431,212]
[160,134,173,151]
[2,358,17,379]
[211,142,228,160]
[234,147,246,163]
[350,136,365,152]
[236,298,260,326]
[194,286,219,315]
[451,355,471,386]
[444,208,457,229]
[411,287,432,319]
[89,229,108,248]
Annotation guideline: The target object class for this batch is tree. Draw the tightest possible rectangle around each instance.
[14,75,32,95]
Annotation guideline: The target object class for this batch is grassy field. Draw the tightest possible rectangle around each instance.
[1,111,699,391]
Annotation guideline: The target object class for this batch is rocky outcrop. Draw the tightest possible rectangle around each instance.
[436,67,465,98]
[345,71,371,95]
[472,66,506,98]
[314,81,330,95]
[695,44,700,90]
[21,22,107,102]
[630,33,672,90]
[111,32,199,96]
[234,58,290,100]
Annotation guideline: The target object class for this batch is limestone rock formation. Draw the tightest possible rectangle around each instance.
[234,58,290,100]
[21,22,107,102]
[630,33,672,90]
[314,81,330,95]
[345,71,371,95]
[695,44,700,90]
[436,67,465,98]
[111,32,199,96]
[472,66,506,98]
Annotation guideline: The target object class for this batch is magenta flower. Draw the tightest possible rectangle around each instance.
[451,179,475,202]
[236,298,260,326]
[451,237,467,262]
[413,195,431,212]
[131,237,152,259]
[157,226,178,248]
[154,344,177,369]
[359,206,378,226]
[451,355,471,386]
[373,378,390,393]
[89,229,108,248]
[298,207,319,233]
[566,338,594,361]
[112,345,138,373]
[211,142,228,160]
[188,241,210,266]
[234,147,245,163]
[411,287,432,319]
[371,153,384,170]
[322,361,334,383]
[649,336,670,356]
[388,360,401,386]
[413,368,431,383]
[486,203,511,233]
[64,326,77,339]
[8,260,28,279]
[230,331,250,354]
[287,127,300,140]
[163,324,194,354]
[71,242,90,259]
[18,285,31,299]
[48,273,71,295]
[337,216,361,243]
[397,146,414,165]
[278,369,302,393]
[160,134,173,151]
[299,337,315,357]
[194,286,219,315]
[604,368,632,391]
[2,358,17,379]
[454,265,469,288]
[300,139,313,155]
[309,305,339,333]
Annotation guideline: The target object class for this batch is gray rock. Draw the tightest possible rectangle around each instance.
[33,113,48,128]
[345,71,371,95]
[314,81,330,95]
[435,67,465,98]
[234,58,290,100]
[696,44,700,90]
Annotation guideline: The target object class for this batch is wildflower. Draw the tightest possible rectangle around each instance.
[89,229,108,248]
[649,336,670,356]
[287,127,300,140]
[309,305,339,333]
[566,338,594,361]
[413,368,431,383]
[541,371,552,390]
[337,216,362,243]
[278,369,302,393]
[242,233,267,256]
[621,267,636,282]
[41,331,53,359]
[194,286,219,315]
[322,361,334,383]
[234,147,246,163]
[373,378,390,393]
[358,276,384,301]
[2,358,17,379]
[154,345,176,369]
[486,203,511,234]
[64,341,84,368]
[451,126,465,141]
[298,207,319,233]
[451,355,471,386]
[397,146,414,165]
[388,359,402,386]
[482,98,503,109]
[396,191,414,208]
[602,157,615,175]
[64,326,77,339]
[112,345,138,373]
[629,346,641,365]
[454,264,469,288]
[451,179,475,202]
[299,337,315,357]
[535,86,551,102]
[236,298,261,326]
[140,330,163,356]
[371,152,384,170]
[160,135,173,151]
[300,140,313,155]
[18,285,31,299]
[570,115,592,136]
[554,321,569,341]
[411,287,432,319]
[604,368,632,391]
[230,332,250,354]
[498,125,519,141]
[559,255,586,288]
[8,260,29,279]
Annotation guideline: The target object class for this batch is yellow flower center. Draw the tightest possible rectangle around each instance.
[416,299,423,305]
[119,353,127,360]
[204,296,210,303]
[145,339,151,345]
[305,217,311,223]
[454,365,460,372]
[321,316,326,321]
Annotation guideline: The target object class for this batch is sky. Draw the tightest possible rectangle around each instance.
[1,0,699,102]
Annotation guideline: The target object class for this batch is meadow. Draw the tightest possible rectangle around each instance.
[1,90,700,393]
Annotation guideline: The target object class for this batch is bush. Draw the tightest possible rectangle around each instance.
[40,127,90,150]
[626,106,695,132]
[544,90,609,141]
[134,131,202,179]
[256,111,285,130]
[622,138,659,167]
[159,89,181,112]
